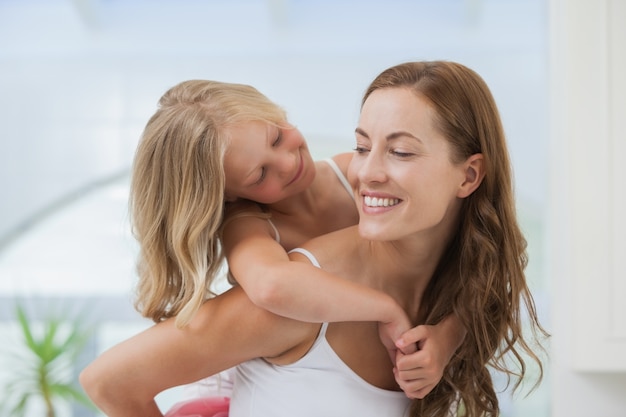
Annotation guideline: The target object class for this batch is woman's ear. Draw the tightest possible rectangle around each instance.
[457,153,485,198]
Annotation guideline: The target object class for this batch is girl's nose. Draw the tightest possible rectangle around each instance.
[276,150,298,179]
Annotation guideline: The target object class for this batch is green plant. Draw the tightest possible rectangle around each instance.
[1,303,96,417]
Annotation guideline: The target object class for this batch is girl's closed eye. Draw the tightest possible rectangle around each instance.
[272,130,282,147]
[353,146,370,154]
[254,167,266,185]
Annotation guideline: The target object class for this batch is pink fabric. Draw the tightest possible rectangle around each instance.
[164,396,230,417]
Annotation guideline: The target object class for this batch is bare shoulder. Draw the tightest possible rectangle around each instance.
[330,152,354,174]
[222,200,269,234]
[221,201,276,251]
[224,200,264,218]
[291,226,360,275]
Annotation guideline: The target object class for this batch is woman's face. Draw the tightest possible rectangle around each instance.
[348,87,468,242]
[223,121,315,204]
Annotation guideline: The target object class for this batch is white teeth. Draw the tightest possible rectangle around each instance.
[364,196,400,207]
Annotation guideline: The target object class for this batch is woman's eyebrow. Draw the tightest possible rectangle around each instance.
[355,127,369,138]
[355,127,423,143]
[387,131,422,143]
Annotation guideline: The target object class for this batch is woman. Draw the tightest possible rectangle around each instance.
[81,61,547,417]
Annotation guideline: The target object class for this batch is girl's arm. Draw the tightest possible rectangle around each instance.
[222,212,413,348]
[80,286,316,417]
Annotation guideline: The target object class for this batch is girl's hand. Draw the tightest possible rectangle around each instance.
[393,325,449,399]
[377,314,416,363]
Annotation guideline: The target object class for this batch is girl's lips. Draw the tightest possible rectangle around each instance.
[287,153,303,186]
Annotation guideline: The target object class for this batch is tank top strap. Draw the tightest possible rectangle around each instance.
[266,218,280,244]
[287,247,321,268]
[324,158,354,200]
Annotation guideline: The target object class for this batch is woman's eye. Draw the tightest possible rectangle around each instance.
[353,146,369,154]
[255,167,266,185]
[391,150,414,158]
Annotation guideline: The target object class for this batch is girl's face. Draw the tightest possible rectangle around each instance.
[348,87,469,242]
[223,121,315,204]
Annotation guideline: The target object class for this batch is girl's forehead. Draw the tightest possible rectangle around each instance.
[225,120,271,147]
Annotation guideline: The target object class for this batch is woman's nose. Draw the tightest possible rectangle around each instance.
[358,151,387,184]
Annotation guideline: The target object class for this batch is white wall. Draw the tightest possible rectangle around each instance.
[549,0,626,416]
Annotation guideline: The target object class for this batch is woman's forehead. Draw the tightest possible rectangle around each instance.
[359,88,437,137]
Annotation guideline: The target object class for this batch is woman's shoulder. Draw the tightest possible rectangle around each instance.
[295,226,360,269]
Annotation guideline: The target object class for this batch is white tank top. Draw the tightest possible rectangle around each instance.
[229,249,411,417]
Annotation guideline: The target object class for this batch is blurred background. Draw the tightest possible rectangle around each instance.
[0,0,552,415]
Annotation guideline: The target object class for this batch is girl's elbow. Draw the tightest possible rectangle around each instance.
[249,275,286,312]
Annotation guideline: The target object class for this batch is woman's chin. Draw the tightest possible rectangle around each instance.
[357,223,391,241]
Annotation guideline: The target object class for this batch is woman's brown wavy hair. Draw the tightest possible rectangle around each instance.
[363,61,548,416]
[130,80,286,327]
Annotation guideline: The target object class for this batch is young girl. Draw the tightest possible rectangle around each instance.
[128,79,464,404]
[80,61,547,417]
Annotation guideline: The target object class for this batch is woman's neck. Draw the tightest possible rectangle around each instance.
[356,233,451,320]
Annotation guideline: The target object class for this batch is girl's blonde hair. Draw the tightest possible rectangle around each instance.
[363,61,549,417]
[131,80,286,327]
